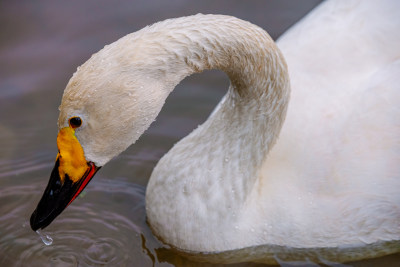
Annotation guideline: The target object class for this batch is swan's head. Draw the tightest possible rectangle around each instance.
[30,37,174,230]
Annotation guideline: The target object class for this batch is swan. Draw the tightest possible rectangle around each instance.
[30,0,400,264]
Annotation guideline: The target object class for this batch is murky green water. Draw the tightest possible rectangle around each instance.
[1,0,399,266]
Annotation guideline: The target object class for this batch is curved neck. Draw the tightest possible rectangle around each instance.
[155,14,290,184]
[145,15,290,251]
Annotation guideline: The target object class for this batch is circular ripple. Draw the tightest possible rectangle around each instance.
[0,179,155,267]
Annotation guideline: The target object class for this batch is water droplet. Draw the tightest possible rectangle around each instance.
[36,229,53,246]
[224,158,229,162]
[250,228,255,232]
[234,225,239,230]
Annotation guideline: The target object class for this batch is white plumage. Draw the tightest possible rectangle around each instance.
[58,0,400,263]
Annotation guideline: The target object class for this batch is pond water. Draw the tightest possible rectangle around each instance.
[1,1,399,266]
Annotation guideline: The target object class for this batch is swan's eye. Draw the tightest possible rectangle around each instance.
[69,117,82,129]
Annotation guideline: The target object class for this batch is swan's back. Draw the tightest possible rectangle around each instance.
[255,0,400,246]
[274,0,400,192]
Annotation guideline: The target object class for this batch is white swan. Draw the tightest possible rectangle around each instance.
[30,0,400,263]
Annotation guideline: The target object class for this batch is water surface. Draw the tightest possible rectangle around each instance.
[1,1,399,266]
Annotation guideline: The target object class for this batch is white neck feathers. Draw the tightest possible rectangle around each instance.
[144,14,290,251]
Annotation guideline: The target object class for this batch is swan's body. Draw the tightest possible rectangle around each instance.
[31,0,400,263]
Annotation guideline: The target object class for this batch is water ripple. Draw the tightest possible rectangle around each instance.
[0,179,154,267]
[0,152,53,178]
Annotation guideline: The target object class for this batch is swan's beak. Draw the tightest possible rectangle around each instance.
[30,127,100,231]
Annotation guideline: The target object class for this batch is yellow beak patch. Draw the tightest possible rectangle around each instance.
[57,127,88,183]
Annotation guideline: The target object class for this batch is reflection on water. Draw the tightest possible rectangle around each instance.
[1,0,399,266]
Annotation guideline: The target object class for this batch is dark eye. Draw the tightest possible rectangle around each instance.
[69,117,82,128]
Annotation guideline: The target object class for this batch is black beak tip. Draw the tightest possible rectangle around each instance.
[30,209,40,231]
[30,208,53,231]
